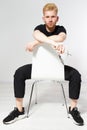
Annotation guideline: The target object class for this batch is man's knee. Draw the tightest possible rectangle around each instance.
[75,70,81,81]
[72,69,81,82]
[14,67,24,80]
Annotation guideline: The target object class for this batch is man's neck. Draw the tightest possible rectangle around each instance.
[46,25,56,32]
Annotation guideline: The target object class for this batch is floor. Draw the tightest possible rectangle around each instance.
[0,81,87,130]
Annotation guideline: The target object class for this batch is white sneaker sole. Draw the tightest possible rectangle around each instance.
[69,114,84,126]
[3,114,26,125]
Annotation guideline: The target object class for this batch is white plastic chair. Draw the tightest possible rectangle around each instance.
[27,43,69,117]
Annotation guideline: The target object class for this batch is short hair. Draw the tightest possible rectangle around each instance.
[43,3,58,15]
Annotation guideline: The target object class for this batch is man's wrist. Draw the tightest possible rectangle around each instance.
[48,39,57,46]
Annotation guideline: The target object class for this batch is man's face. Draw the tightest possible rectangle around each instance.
[43,10,58,30]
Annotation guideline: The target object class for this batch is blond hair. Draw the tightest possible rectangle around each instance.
[43,3,58,15]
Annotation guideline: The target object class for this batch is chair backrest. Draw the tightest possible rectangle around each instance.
[31,43,64,81]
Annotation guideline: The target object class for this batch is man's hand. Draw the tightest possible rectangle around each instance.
[26,42,35,52]
[26,40,42,52]
[53,44,65,54]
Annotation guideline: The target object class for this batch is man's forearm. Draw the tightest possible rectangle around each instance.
[33,30,57,46]
[27,31,66,53]
[33,30,66,46]
[49,32,66,42]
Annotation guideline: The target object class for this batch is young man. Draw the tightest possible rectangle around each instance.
[3,3,84,126]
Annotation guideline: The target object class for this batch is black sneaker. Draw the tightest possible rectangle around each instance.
[3,107,25,124]
[69,107,84,126]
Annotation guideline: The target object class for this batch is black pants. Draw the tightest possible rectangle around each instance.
[14,64,81,99]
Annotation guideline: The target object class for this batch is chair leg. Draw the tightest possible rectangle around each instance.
[34,80,41,104]
[61,83,69,118]
[35,85,37,104]
[27,81,35,117]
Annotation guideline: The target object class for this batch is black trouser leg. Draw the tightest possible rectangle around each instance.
[64,65,81,99]
[14,64,32,98]
[14,64,81,100]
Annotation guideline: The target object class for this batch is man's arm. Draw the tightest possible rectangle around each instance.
[49,32,66,42]
[33,30,58,46]
[26,30,66,53]
[26,40,40,52]
[33,30,66,45]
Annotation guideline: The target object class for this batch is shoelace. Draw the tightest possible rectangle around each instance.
[8,108,18,117]
[73,108,80,117]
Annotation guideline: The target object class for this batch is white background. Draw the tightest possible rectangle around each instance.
[0,0,87,82]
